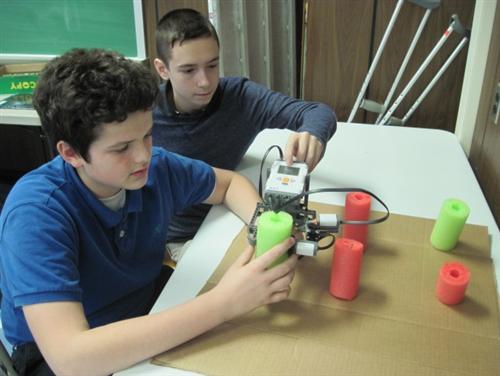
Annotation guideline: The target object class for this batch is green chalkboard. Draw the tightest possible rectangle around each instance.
[0,0,145,61]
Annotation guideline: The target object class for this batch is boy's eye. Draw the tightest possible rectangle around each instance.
[144,131,153,139]
[208,63,218,69]
[180,68,194,74]
[114,144,129,153]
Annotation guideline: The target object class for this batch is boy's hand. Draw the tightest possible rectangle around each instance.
[214,237,298,321]
[284,131,324,172]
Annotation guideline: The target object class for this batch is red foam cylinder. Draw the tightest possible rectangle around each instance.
[329,238,364,300]
[436,262,470,305]
[343,192,371,249]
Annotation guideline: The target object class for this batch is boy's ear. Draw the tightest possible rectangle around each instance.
[154,58,170,81]
[56,141,85,168]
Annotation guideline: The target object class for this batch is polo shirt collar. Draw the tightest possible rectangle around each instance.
[64,162,143,228]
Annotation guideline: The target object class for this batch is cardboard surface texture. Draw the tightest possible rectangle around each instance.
[153,203,500,375]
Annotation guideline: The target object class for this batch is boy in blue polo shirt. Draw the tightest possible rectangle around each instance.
[0,48,297,375]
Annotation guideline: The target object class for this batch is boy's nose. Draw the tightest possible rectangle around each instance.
[134,143,151,164]
[197,70,210,88]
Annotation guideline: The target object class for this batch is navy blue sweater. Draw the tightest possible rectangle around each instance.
[153,76,337,242]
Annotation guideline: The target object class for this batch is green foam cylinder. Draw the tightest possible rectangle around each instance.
[256,211,293,267]
[430,199,470,251]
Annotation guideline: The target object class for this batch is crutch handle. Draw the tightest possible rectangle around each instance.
[409,0,441,10]
[450,14,466,36]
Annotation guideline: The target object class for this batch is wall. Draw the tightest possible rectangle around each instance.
[455,0,497,155]
[468,0,500,226]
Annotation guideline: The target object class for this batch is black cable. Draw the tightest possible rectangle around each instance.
[257,145,390,226]
[258,145,283,197]
[272,187,390,225]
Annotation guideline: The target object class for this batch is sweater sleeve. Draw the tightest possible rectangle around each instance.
[235,78,337,146]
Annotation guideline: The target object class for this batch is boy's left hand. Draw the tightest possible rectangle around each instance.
[284,131,324,172]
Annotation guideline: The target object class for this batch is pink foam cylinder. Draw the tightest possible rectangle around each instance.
[329,238,364,300]
[436,262,470,305]
[343,192,371,248]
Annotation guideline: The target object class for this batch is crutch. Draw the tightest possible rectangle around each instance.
[372,0,441,124]
[347,0,405,123]
[379,14,467,125]
[389,29,470,125]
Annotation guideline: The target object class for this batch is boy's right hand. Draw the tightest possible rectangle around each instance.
[213,237,298,322]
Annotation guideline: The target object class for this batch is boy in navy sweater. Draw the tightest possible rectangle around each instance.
[0,48,297,375]
[153,9,337,260]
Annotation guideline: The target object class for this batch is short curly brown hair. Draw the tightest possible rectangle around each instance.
[33,48,158,161]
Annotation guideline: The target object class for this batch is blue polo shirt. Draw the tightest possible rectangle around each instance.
[0,147,215,346]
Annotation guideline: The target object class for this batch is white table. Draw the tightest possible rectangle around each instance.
[117,123,499,375]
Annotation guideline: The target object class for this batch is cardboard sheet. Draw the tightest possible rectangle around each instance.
[153,203,500,375]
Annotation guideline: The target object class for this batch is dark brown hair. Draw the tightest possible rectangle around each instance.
[156,8,219,66]
[33,48,158,161]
